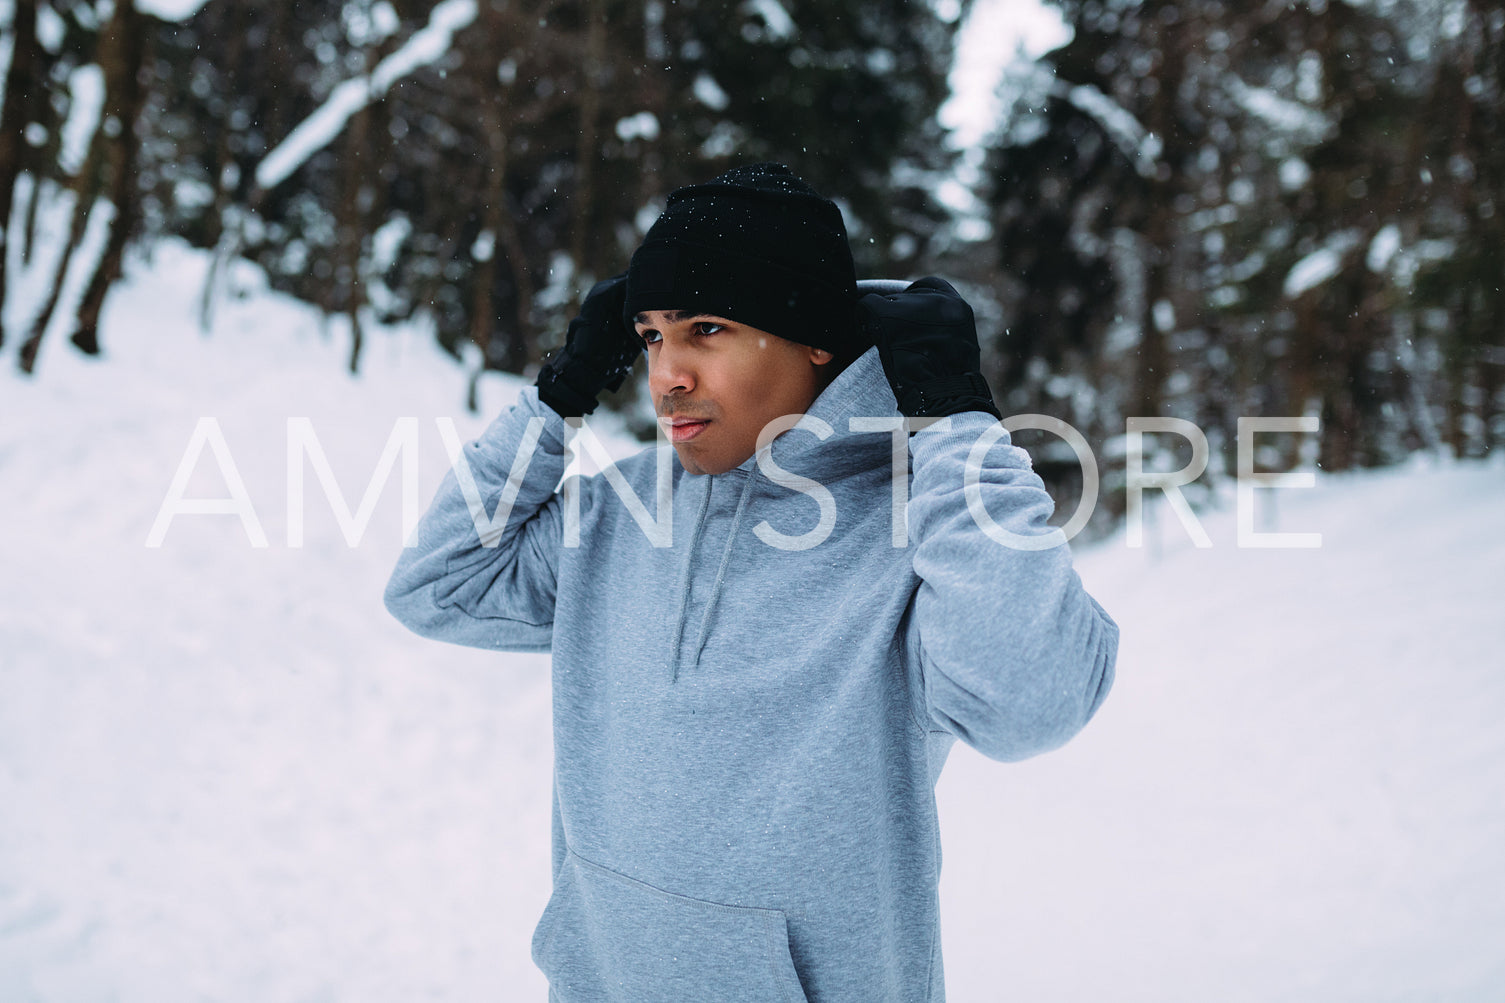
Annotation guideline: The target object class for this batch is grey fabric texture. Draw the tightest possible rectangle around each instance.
[385,347,1119,1002]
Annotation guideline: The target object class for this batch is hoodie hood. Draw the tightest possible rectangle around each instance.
[734,345,900,482]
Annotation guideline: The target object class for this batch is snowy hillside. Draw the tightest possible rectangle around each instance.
[2,243,1502,1001]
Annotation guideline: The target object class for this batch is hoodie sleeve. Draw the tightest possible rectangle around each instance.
[903,413,1118,762]
[383,387,568,652]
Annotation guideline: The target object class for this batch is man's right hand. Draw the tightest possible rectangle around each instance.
[535,274,641,417]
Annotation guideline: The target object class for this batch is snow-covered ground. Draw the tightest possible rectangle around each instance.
[2,242,1502,1001]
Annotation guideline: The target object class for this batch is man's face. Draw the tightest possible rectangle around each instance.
[633,310,833,476]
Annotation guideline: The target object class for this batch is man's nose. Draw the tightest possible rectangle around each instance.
[648,341,695,398]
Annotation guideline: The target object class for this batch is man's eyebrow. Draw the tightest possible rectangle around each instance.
[632,310,718,325]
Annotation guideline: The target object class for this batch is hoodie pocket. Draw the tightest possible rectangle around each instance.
[532,849,809,1003]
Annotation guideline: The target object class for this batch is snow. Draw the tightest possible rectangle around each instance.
[344,0,401,47]
[2,177,115,349]
[368,0,476,92]
[367,215,411,273]
[255,0,479,192]
[692,72,731,112]
[0,20,12,112]
[1284,229,1363,298]
[4,242,1504,1000]
[1228,77,1335,145]
[1,240,566,1001]
[614,111,660,142]
[740,0,796,42]
[941,0,1070,150]
[134,0,213,21]
[1368,222,1402,272]
[941,459,1505,1001]
[1064,82,1162,178]
[34,4,64,54]
[59,65,105,176]
[1280,155,1314,191]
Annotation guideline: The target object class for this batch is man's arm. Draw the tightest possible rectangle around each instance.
[385,274,642,652]
[904,414,1118,761]
[861,278,1117,761]
[383,388,567,652]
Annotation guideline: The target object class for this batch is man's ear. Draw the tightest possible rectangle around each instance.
[809,347,833,367]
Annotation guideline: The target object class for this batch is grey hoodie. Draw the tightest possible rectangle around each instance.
[385,347,1118,1002]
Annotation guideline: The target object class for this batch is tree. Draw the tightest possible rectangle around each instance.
[972,0,1499,507]
[0,0,44,353]
[138,0,962,398]
[2,0,151,374]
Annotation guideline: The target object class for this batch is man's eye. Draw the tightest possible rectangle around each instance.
[639,329,661,346]
[694,322,724,336]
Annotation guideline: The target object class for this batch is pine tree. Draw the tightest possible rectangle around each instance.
[973,0,1499,502]
[139,0,962,394]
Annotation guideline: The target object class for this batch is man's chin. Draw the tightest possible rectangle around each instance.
[673,441,745,477]
[673,443,712,476]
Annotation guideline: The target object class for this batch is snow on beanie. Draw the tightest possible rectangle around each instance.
[623,163,864,356]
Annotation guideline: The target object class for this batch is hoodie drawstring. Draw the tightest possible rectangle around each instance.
[690,468,756,668]
[668,480,713,683]
[668,467,757,682]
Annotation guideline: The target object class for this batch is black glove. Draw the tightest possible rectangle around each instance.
[535,274,640,417]
[860,276,1001,420]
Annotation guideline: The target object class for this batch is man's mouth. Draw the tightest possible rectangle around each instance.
[661,416,711,443]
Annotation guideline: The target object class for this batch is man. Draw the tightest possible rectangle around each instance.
[385,163,1118,1001]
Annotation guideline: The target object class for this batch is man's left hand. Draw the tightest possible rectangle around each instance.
[859,277,1001,420]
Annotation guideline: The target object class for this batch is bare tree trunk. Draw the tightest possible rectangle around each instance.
[201,2,246,249]
[495,185,534,371]
[1134,232,1169,420]
[71,0,147,357]
[17,185,96,373]
[481,87,535,375]
[338,74,371,375]
[468,94,508,411]
[570,0,605,281]
[20,166,41,265]
[1132,16,1189,422]
[0,0,41,351]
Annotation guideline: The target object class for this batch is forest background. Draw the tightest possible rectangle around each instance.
[2,0,1501,530]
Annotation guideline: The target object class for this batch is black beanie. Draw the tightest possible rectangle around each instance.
[623,163,864,356]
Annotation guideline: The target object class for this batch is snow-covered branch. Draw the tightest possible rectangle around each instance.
[1059,82,1161,178]
[1283,229,1362,299]
[1226,77,1334,146]
[253,0,478,193]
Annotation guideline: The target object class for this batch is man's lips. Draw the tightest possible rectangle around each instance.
[660,416,711,443]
